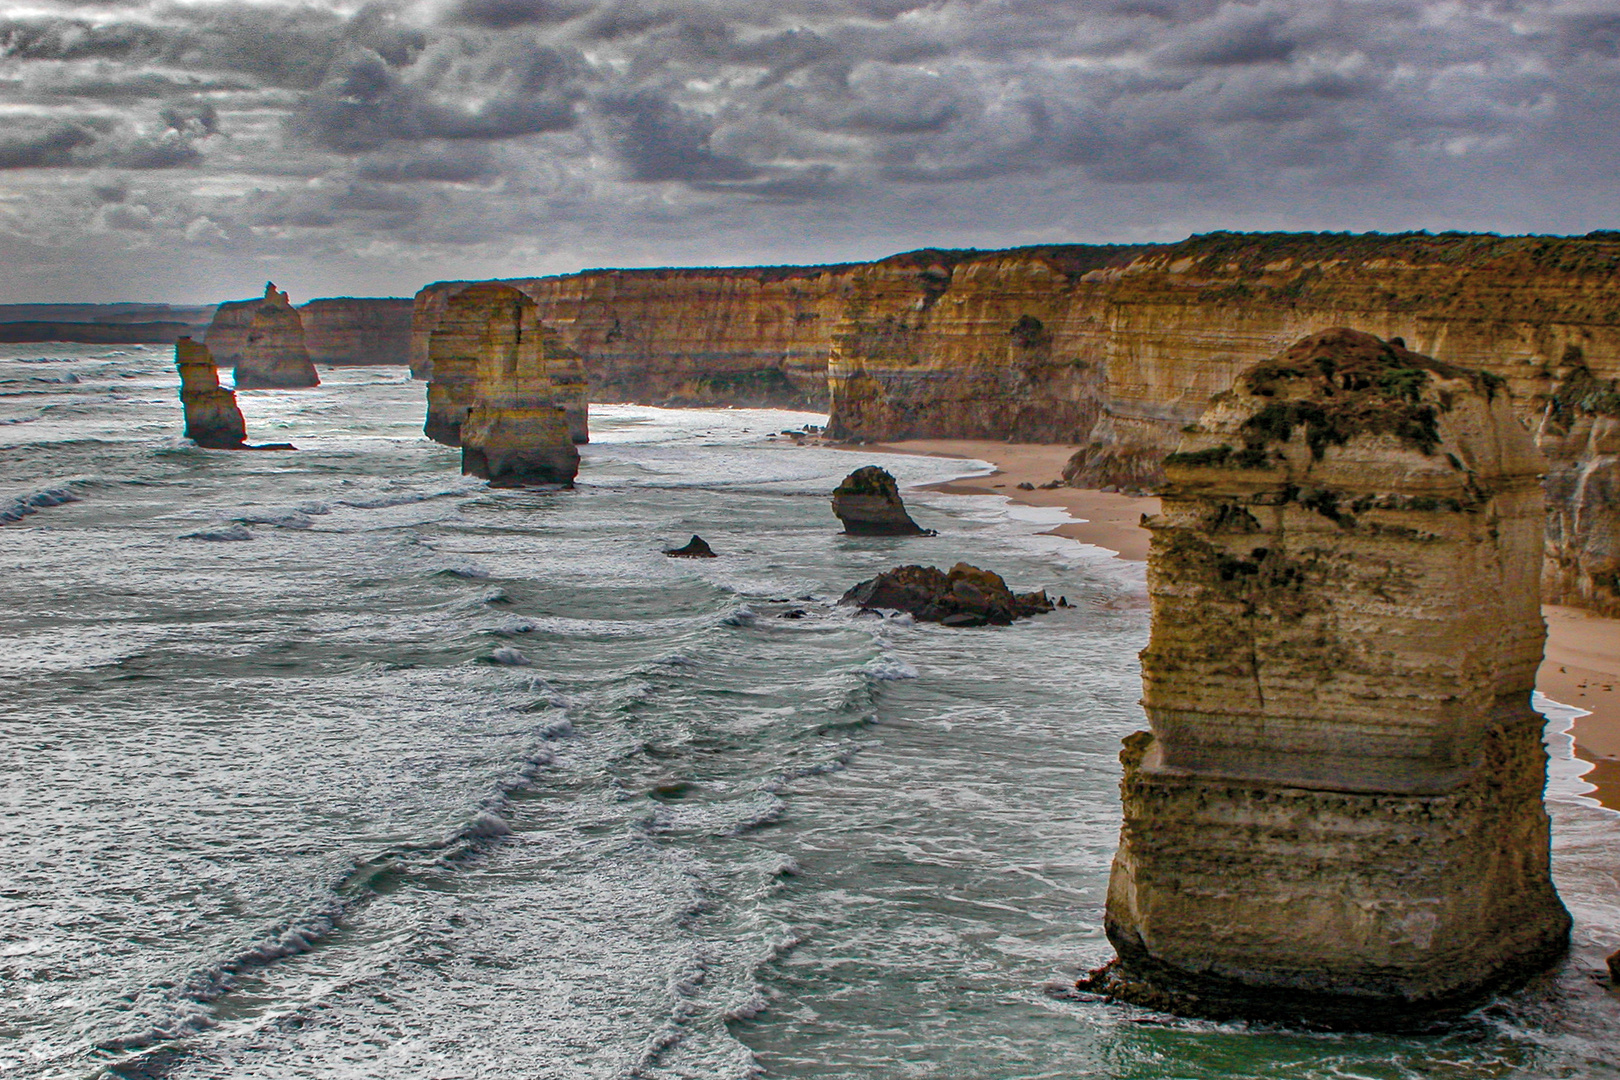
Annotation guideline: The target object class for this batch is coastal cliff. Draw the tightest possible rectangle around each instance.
[205,283,319,389]
[1098,329,1570,1027]
[825,246,1149,441]
[413,231,1620,614]
[174,337,246,448]
[298,297,413,365]
[411,264,857,406]
[425,283,584,485]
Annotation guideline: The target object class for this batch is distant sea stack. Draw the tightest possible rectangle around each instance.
[174,337,247,448]
[425,283,585,486]
[1095,330,1570,1028]
[205,283,319,389]
[298,297,413,365]
[832,466,934,535]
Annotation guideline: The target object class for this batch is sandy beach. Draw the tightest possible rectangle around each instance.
[847,438,1620,810]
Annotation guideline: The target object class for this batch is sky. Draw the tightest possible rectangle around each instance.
[1,0,1618,303]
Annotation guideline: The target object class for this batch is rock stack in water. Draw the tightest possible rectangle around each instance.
[174,337,247,448]
[832,466,933,535]
[205,283,320,389]
[1096,328,1570,1028]
[425,283,587,486]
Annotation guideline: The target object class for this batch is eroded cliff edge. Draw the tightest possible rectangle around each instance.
[1097,329,1570,1028]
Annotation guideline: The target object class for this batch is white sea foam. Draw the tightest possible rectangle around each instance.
[862,655,919,680]
[488,646,532,666]
[181,522,253,541]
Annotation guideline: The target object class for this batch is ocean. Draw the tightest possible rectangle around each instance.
[2,346,1618,1080]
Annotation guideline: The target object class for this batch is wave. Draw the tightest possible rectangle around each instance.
[0,483,81,524]
[863,654,919,681]
[95,717,575,1063]
[180,523,253,542]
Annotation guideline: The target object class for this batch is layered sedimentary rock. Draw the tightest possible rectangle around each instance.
[831,466,932,535]
[825,246,1151,441]
[415,231,1620,614]
[297,297,413,365]
[411,263,859,407]
[174,337,247,448]
[1538,356,1620,615]
[206,284,320,389]
[1098,329,1570,1028]
[426,283,584,485]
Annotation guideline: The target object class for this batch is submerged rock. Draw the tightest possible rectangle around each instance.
[1100,329,1570,1029]
[839,562,1054,626]
[663,535,717,558]
[832,466,934,535]
[207,283,319,390]
[175,337,247,449]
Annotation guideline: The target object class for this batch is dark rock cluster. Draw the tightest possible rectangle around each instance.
[840,562,1054,626]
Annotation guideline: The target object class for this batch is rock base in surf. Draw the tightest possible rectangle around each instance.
[840,563,1053,626]
[832,466,934,535]
[460,405,579,487]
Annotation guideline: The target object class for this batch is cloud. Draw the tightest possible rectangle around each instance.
[0,0,1618,300]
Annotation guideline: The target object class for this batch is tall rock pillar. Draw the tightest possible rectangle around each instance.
[1099,328,1570,1028]
[206,283,319,390]
[424,283,585,485]
[175,337,247,449]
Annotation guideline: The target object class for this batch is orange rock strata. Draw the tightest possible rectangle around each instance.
[425,283,584,485]
[414,232,1620,614]
[174,337,247,449]
[1099,330,1570,1028]
[297,297,413,365]
[205,283,319,390]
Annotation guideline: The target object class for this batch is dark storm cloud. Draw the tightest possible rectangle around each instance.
[3,1,1620,299]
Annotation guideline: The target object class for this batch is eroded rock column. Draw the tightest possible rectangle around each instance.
[1099,328,1570,1028]
[175,337,247,449]
[425,283,585,485]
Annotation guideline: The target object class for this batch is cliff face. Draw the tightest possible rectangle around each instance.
[425,283,584,485]
[825,246,1150,441]
[1538,359,1620,613]
[1101,330,1569,1027]
[206,283,320,389]
[414,232,1620,614]
[411,264,858,407]
[297,297,413,365]
[174,337,247,449]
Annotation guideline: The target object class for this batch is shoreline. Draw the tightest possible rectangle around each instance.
[840,437,1620,811]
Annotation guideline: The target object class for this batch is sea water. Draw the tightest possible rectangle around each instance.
[1,347,1617,1080]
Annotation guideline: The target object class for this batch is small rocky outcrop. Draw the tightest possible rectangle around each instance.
[663,535,716,558]
[840,563,1054,626]
[832,466,934,535]
[175,337,247,448]
[206,283,319,389]
[1098,329,1570,1029]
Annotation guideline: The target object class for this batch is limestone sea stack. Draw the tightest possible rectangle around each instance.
[205,283,319,389]
[1097,329,1570,1029]
[174,337,247,448]
[426,283,586,486]
[832,466,934,535]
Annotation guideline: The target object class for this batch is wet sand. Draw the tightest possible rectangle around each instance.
[841,438,1620,810]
